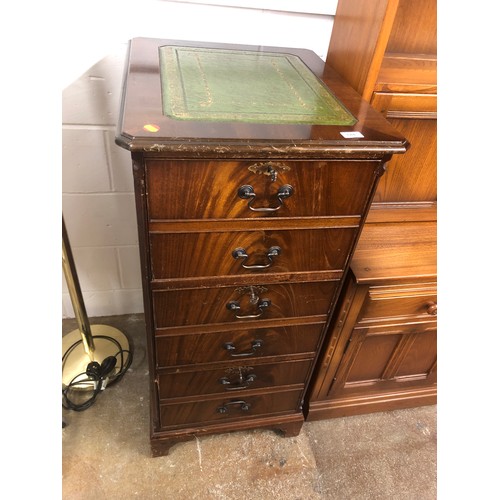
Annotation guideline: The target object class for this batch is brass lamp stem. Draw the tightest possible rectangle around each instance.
[62,217,95,358]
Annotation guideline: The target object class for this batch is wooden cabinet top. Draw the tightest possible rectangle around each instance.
[350,221,437,284]
[116,37,408,158]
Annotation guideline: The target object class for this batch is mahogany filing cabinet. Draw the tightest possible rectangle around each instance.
[115,37,408,456]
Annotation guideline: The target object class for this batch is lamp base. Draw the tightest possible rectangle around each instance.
[62,324,131,389]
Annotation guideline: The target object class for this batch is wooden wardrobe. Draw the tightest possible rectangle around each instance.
[305,0,437,419]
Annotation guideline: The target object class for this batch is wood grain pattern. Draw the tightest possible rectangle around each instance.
[331,323,437,395]
[146,159,378,220]
[305,218,437,419]
[305,387,436,420]
[157,359,312,400]
[155,322,324,368]
[351,222,436,284]
[359,285,437,322]
[159,389,303,429]
[152,281,338,329]
[386,0,436,54]
[326,0,399,99]
[371,93,436,119]
[372,118,436,204]
[118,37,408,455]
[116,38,409,155]
[149,228,357,280]
[326,0,436,217]
[375,53,437,93]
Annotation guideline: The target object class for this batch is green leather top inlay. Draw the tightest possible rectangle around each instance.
[159,46,357,125]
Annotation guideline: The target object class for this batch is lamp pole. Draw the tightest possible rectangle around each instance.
[62,216,131,390]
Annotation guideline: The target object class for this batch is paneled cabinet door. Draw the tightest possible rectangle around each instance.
[327,321,437,399]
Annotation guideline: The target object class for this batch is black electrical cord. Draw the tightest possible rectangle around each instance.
[62,335,133,412]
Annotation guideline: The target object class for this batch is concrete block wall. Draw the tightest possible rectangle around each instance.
[62,0,338,318]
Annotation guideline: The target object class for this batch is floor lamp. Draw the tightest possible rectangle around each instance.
[62,216,132,410]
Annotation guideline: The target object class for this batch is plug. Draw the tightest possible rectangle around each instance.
[100,356,117,377]
[86,361,102,380]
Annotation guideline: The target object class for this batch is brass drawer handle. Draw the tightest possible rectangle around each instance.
[426,302,438,316]
[226,299,271,319]
[217,400,251,414]
[237,184,293,212]
[223,339,263,357]
[219,373,257,391]
[232,246,281,269]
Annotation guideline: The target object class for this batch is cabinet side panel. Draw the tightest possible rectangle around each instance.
[305,274,367,401]
[131,153,161,432]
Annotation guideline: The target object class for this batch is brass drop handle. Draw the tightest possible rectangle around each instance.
[232,246,281,269]
[217,400,251,414]
[237,184,293,212]
[223,339,263,357]
[426,302,438,316]
[219,373,257,391]
[226,299,271,319]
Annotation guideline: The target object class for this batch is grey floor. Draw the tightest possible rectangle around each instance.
[62,314,436,499]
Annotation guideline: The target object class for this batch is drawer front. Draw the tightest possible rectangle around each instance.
[159,389,303,429]
[155,323,323,367]
[359,284,437,323]
[146,159,376,219]
[150,228,357,279]
[157,359,311,400]
[153,281,338,328]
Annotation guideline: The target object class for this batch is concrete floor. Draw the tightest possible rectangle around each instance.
[62,314,436,499]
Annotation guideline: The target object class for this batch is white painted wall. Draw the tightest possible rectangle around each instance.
[62,0,338,318]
